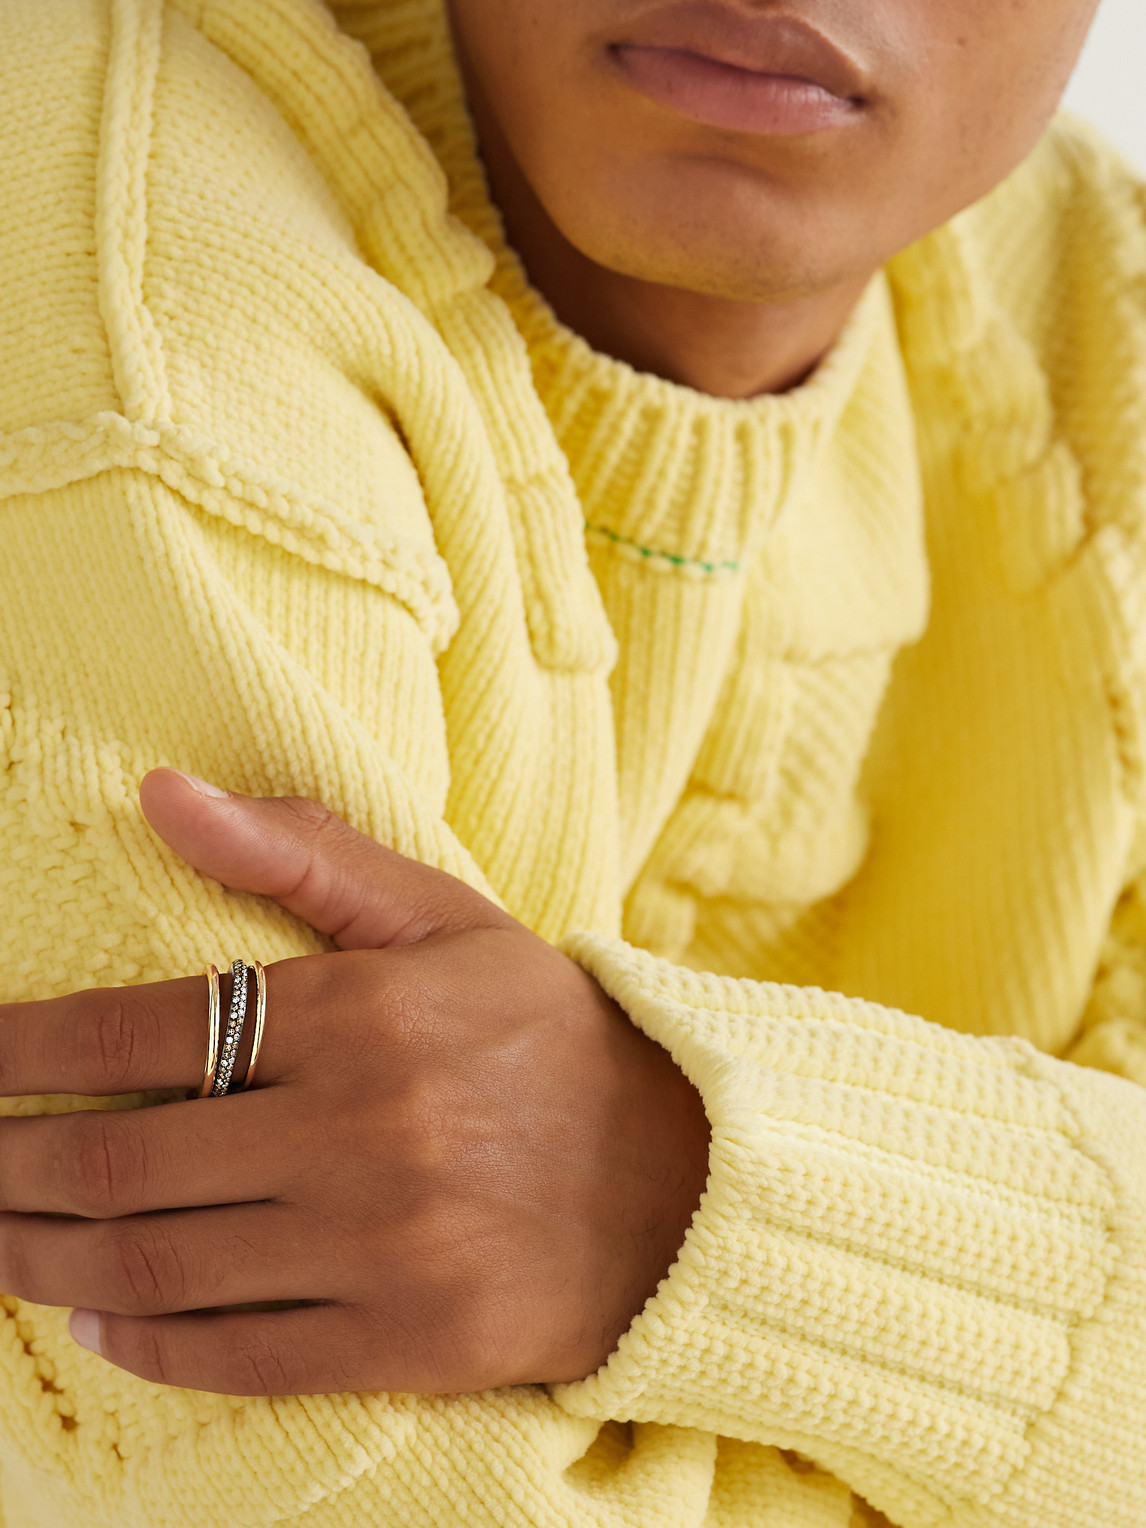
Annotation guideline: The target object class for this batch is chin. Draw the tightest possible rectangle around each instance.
[542,159,877,304]
[565,211,860,305]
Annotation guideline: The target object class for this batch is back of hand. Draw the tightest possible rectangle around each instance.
[0,772,710,1397]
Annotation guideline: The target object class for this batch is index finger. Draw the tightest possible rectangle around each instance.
[0,977,216,1098]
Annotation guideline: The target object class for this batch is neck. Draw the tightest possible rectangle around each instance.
[462,80,868,400]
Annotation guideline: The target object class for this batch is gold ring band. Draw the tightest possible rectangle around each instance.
[242,960,267,1091]
[197,964,222,1099]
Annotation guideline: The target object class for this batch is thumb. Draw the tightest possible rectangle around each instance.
[138,769,513,949]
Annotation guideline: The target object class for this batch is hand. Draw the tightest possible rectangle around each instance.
[0,771,710,1396]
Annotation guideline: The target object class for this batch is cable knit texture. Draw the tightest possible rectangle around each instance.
[1,1,1145,1525]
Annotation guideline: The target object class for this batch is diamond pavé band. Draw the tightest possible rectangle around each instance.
[210,959,250,1098]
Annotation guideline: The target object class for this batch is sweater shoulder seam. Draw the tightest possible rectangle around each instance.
[97,0,172,425]
[0,412,460,652]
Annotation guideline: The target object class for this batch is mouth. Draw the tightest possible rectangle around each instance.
[608,3,871,137]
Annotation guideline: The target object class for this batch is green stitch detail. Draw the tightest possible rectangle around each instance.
[585,522,740,575]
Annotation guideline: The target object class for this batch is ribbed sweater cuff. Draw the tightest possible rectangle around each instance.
[553,935,1146,1528]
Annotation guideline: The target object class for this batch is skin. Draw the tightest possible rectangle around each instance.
[2,3,1105,1394]
[447,0,1101,396]
[8,775,710,1394]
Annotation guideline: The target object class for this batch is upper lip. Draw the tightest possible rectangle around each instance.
[613,2,871,101]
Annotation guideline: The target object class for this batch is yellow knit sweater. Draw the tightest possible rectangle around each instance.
[2,1,1146,1524]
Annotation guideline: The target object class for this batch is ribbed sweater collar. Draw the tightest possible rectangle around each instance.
[328,0,887,573]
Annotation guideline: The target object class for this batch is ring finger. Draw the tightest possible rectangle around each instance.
[0,1200,329,1315]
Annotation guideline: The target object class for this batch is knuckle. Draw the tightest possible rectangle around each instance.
[414,1276,507,1391]
[108,1221,184,1313]
[407,1207,490,1304]
[375,976,449,1066]
[385,1079,458,1176]
[280,795,339,834]
[226,1337,294,1396]
[68,1115,147,1218]
[281,799,362,867]
[75,991,157,1092]
[397,1212,527,1388]
[127,1320,175,1388]
[316,964,423,1073]
[449,1315,510,1390]
[280,800,371,926]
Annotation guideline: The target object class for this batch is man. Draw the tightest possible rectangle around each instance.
[0,1,1141,1524]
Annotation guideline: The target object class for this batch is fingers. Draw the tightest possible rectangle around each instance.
[71,1303,366,1397]
[0,1202,321,1316]
[0,955,320,1099]
[0,1094,288,1218]
[139,769,515,949]
[0,977,206,1097]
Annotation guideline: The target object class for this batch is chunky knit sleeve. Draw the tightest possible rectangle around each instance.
[0,0,505,963]
[553,933,1146,1528]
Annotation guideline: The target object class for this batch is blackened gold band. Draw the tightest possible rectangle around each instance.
[211,959,249,1098]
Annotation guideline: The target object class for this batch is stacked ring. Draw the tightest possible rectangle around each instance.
[195,960,268,1100]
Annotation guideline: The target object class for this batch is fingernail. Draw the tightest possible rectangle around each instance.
[69,1308,103,1356]
[174,771,231,799]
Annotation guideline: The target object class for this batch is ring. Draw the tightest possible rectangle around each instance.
[241,961,267,1092]
[211,959,250,1098]
[196,964,222,1099]
[197,959,268,1098]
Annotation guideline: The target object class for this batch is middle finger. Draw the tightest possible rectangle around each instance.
[0,1093,292,1219]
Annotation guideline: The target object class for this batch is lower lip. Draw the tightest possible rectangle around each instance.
[612,45,861,136]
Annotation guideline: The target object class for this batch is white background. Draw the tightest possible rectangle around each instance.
[1063,0,1146,171]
